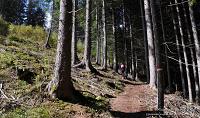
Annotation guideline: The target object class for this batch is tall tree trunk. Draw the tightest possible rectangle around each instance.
[71,0,79,65]
[150,0,164,110]
[122,0,128,72]
[171,2,187,97]
[129,15,135,80]
[160,5,171,91]
[140,0,150,83]
[84,0,95,71]
[188,1,200,103]
[47,0,75,100]
[144,0,156,87]
[175,0,193,103]
[102,0,107,70]
[96,4,101,65]
[135,51,138,81]
[112,7,117,72]
[45,0,54,49]
[182,1,199,102]
[73,0,96,73]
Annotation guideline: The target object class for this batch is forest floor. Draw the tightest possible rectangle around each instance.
[110,82,157,118]
[110,79,200,118]
[1,36,200,118]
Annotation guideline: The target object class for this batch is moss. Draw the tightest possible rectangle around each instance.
[0,52,15,69]
[50,84,57,94]
[2,107,50,118]
[26,107,50,118]
[2,108,26,118]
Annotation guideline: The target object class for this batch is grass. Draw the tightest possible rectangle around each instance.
[0,24,124,118]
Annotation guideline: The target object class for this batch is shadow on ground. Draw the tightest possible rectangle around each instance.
[119,79,147,86]
[110,110,173,118]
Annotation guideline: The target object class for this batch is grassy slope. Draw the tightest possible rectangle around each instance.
[0,36,125,118]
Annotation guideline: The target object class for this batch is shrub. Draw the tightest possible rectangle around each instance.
[0,17,9,36]
[0,52,15,69]
[8,25,46,44]
[49,32,58,48]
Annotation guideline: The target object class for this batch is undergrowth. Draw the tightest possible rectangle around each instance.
[0,23,124,118]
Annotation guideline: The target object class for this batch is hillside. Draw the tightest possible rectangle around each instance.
[1,35,200,118]
[0,34,125,117]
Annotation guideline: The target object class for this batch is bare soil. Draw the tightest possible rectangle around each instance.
[109,80,157,118]
[110,79,200,118]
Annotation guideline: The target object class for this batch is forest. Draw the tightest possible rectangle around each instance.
[1,0,200,117]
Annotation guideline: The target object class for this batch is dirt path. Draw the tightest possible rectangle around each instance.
[110,80,156,118]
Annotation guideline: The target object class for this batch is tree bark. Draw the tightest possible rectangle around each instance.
[73,0,97,73]
[45,0,54,49]
[95,4,101,65]
[122,0,128,74]
[171,2,187,97]
[160,4,171,91]
[181,1,199,102]
[140,0,150,83]
[175,0,193,103]
[47,0,75,100]
[112,7,117,72]
[71,0,80,65]
[102,0,107,70]
[83,0,95,71]
[135,51,138,81]
[144,0,156,87]
[129,15,135,80]
[188,1,200,103]
[150,0,164,110]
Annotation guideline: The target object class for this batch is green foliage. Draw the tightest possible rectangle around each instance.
[0,0,26,24]
[0,17,9,36]
[0,52,15,69]
[2,108,26,118]
[8,25,46,44]
[189,0,197,6]
[2,107,50,118]
[49,32,58,48]
[26,107,50,118]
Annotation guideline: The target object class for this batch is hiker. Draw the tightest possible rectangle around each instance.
[120,63,126,79]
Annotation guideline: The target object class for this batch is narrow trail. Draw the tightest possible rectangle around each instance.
[110,80,157,118]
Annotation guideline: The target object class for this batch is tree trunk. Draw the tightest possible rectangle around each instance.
[135,51,138,81]
[84,0,95,71]
[45,0,54,49]
[122,0,128,73]
[150,0,164,110]
[175,0,193,103]
[129,15,135,80]
[95,4,101,65]
[182,1,199,102]
[160,4,171,91]
[112,7,117,72]
[71,0,79,65]
[73,0,97,73]
[102,0,107,70]
[47,0,75,100]
[140,0,150,83]
[188,1,200,103]
[144,0,156,87]
[171,2,187,97]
